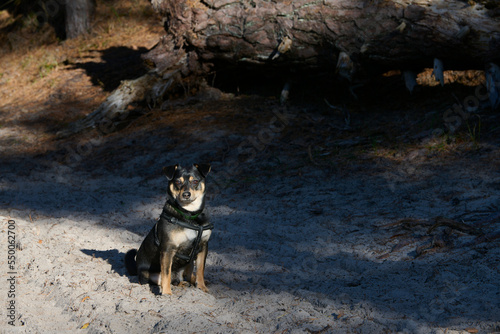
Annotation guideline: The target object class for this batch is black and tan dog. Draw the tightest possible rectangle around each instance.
[125,163,213,295]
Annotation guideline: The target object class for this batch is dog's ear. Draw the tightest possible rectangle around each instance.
[163,164,178,180]
[194,163,211,178]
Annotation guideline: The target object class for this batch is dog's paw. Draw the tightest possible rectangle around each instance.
[197,284,209,293]
[178,281,191,288]
[160,284,172,295]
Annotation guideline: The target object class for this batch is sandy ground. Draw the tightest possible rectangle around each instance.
[0,90,499,334]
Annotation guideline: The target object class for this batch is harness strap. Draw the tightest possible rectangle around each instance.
[154,210,214,264]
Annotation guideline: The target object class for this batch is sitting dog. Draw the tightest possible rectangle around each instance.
[125,163,213,295]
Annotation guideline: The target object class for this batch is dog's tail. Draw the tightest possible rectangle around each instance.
[124,249,138,276]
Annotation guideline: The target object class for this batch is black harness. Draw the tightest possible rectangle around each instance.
[154,208,214,264]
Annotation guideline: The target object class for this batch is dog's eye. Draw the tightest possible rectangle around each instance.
[192,180,199,186]
[175,180,182,186]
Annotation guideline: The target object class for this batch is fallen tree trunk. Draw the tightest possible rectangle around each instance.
[62,0,500,136]
[147,0,499,73]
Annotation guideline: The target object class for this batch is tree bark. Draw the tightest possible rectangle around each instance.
[63,0,500,135]
[145,0,500,76]
[65,0,96,39]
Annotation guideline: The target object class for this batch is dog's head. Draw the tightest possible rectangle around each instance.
[163,164,211,212]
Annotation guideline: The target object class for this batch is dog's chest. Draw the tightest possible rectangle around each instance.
[170,228,211,248]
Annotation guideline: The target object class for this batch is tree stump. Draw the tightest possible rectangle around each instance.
[65,0,96,39]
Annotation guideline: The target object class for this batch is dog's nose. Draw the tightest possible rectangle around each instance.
[182,191,191,200]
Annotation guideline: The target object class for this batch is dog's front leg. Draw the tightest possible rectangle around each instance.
[195,243,209,293]
[160,248,176,295]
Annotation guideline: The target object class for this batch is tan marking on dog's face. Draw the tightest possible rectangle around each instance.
[169,183,181,198]
[190,180,205,196]
[170,176,188,196]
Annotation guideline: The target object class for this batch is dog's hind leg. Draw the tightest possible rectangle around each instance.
[138,266,151,285]
[149,272,161,285]
[183,261,195,285]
